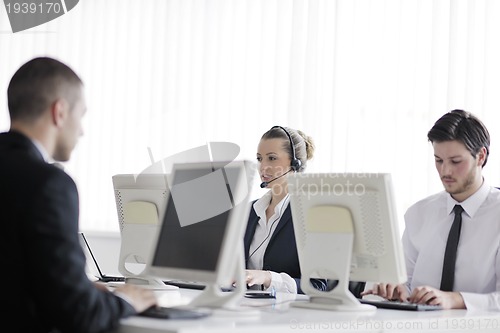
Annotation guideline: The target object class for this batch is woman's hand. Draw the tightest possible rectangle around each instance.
[245,269,272,289]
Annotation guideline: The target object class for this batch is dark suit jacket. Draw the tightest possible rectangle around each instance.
[0,131,135,333]
[244,201,327,293]
[244,200,365,297]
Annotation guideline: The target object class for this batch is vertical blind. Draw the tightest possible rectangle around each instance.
[1,0,499,233]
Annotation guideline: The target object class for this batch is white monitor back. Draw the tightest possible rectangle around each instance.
[112,173,170,283]
[288,172,407,311]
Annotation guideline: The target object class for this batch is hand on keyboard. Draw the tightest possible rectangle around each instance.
[407,286,466,310]
[361,283,409,302]
[362,283,466,310]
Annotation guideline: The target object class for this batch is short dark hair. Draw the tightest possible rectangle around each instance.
[7,57,83,122]
[427,109,490,167]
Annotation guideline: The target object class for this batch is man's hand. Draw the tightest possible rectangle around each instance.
[408,285,465,309]
[113,284,158,313]
[361,283,409,301]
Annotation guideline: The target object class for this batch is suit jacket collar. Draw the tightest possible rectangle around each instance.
[269,203,292,244]
[244,202,293,260]
[0,130,45,162]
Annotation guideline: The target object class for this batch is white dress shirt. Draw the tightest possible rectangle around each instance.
[403,181,500,311]
[31,139,65,169]
[31,138,50,162]
[248,191,297,293]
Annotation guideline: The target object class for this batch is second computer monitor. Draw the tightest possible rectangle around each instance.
[288,172,407,311]
[146,160,255,309]
[112,173,171,287]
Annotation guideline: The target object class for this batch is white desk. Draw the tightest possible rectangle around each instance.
[116,289,500,333]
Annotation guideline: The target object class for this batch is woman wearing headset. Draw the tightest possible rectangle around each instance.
[244,126,366,296]
[243,126,324,294]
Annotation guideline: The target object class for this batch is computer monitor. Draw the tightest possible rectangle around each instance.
[112,173,174,288]
[146,160,256,310]
[287,172,407,311]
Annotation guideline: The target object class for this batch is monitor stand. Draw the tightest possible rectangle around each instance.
[188,248,259,316]
[291,206,375,312]
[117,224,177,290]
[118,251,178,290]
[124,276,178,290]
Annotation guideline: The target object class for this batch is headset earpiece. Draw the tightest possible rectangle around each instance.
[290,157,302,172]
[271,125,301,172]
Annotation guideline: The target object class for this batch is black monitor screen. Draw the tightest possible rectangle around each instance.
[150,164,239,271]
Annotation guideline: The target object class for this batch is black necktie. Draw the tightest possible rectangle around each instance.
[440,204,464,291]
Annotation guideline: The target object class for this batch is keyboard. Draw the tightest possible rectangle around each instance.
[99,275,125,283]
[359,299,443,311]
[163,280,235,292]
[163,280,205,290]
[139,306,212,319]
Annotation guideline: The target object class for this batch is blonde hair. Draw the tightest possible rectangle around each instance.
[261,126,315,172]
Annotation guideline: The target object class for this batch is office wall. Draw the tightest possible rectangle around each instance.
[1,0,500,234]
[84,231,122,276]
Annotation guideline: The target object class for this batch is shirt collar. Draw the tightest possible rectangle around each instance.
[253,191,290,220]
[31,138,51,163]
[446,179,490,218]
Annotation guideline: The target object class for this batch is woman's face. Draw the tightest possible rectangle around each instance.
[257,138,292,191]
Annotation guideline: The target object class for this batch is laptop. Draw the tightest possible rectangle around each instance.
[79,232,125,283]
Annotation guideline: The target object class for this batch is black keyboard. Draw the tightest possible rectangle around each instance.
[163,280,235,292]
[163,280,205,290]
[99,275,125,283]
[139,306,211,319]
[359,299,443,311]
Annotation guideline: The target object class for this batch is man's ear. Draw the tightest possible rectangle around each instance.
[50,99,68,127]
[477,147,487,166]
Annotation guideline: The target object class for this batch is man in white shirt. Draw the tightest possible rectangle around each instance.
[363,109,500,311]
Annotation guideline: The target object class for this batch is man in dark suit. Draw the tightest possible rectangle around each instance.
[0,57,157,333]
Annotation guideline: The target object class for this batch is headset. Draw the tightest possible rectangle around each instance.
[259,126,303,188]
[271,125,302,172]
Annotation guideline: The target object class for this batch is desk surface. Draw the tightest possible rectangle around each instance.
[116,288,500,333]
